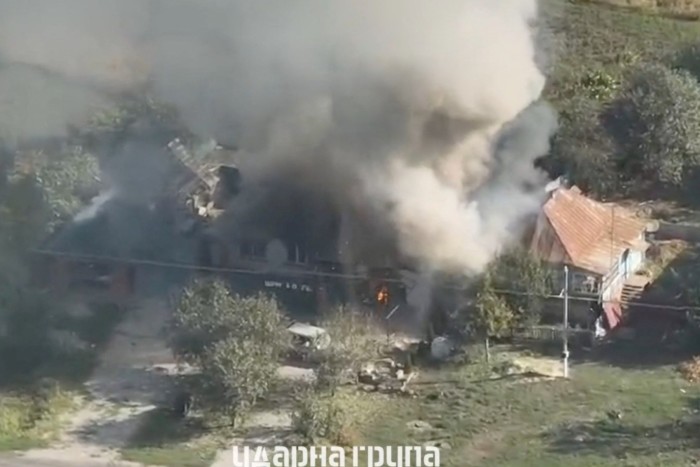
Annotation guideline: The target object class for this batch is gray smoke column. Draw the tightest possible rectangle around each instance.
[0,0,556,275]
[147,0,556,275]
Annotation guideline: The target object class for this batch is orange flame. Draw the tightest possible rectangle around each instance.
[377,285,389,305]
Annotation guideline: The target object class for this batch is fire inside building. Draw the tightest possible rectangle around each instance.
[35,136,417,326]
[162,138,413,318]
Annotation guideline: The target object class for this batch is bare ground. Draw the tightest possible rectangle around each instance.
[4,297,179,467]
[209,365,314,467]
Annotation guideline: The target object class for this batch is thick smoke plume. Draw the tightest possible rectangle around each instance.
[0,0,556,275]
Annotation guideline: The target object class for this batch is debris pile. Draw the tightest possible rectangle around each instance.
[166,137,240,226]
[679,356,700,382]
[358,357,418,396]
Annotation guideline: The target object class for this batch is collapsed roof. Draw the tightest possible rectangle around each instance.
[165,138,241,220]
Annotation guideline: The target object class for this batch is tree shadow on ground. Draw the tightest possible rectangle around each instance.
[507,328,697,370]
[75,406,208,450]
[543,413,700,459]
[255,379,310,413]
[0,299,128,390]
[86,367,178,407]
[124,407,207,449]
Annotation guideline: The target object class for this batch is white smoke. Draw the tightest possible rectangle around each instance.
[73,189,117,223]
[0,0,556,276]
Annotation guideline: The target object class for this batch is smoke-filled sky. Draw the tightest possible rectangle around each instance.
[0,0,556,275]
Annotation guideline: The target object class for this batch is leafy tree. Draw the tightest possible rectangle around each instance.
[316,307,384,391]
[84,98,180,137]
[470,276,515,362]
[170,279,289,422]
[292,387,362,446]
[487,248,553,327]
[604,63,700,187]
[546,96,620,197]
[80,97,183,157]
[7,146,100,234]
[170,279,289,362]
[463,248,551,361]
[34,149,100,227]
[198,336,278,425]
[170,279,242,361]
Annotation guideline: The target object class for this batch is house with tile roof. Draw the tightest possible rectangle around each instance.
[529,182,651,304]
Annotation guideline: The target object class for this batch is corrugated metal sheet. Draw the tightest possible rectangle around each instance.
[540,187,648,275]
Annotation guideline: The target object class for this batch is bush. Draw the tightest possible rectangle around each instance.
[471,284,515,340]
[546,96,620,197]
[486,248,553,327]
[316,308,386,391]
[170,279,289,362]
[0,380,74,450]
[319,309,384,366]
[199,337,279,423]
[314,348,349,393]
[604,63,700,187]
[169,279,290,423]
[291,389,362,446]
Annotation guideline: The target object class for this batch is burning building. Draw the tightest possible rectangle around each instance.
[162,137,410,313]
[4,0,557,333]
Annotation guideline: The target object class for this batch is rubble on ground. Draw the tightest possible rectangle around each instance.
[357,354,419,395]
[679,356,700,382]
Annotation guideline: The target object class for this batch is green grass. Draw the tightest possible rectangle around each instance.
[0,299,126,451]
[544,0,700,104]
[121,408,218,467]
[349,347,700,467]
[0,385,77,452]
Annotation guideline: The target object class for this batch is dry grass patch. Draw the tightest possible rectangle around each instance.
[512,355,564,379]
[121,407,219,467]
[580,0,700,19]
[0,382,77,451]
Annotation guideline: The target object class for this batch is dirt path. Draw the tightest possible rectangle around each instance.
[209,365,314,467]
[10,297,177,467]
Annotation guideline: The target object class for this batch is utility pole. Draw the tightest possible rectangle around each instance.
[563,265,570,378]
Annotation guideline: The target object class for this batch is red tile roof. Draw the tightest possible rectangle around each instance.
[543,186,648,275]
